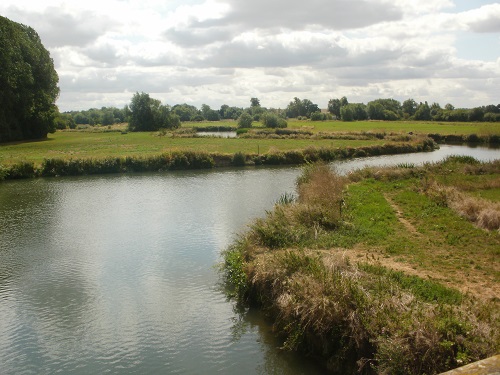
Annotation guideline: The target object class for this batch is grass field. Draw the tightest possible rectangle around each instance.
[1,120,498,167]
[0,130,389,166]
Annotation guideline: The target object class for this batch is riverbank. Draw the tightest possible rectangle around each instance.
[221,157,500,374]
[0,136,436,180]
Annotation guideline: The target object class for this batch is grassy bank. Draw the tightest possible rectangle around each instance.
[0,132,437,180]
[0,129,389,166]
[221,158,500,374]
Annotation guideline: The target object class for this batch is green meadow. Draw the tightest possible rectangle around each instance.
[0,129,388,166]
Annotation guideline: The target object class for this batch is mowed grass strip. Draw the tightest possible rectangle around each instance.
[0,130,387,166]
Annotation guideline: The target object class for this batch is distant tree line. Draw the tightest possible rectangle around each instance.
[59,93,500,133]
[328,97,500,122]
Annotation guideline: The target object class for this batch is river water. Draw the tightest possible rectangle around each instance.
[0,145,498,374]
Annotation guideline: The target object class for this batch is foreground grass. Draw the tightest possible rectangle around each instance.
[221,159,500,374]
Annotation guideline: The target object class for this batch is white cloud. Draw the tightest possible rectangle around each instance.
[0,0,498,111]
[461,4,500,32]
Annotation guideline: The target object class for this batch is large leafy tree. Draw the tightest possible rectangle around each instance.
[286,97,319,118]
[128,92,180,131]
[0,16,60,142]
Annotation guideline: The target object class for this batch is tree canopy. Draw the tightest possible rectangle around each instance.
[128,92,180,131]
[0,16,60,143]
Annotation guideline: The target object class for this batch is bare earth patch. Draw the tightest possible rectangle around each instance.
[329,193,500,302]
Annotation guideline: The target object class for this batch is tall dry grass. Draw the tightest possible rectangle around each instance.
[422,181,500,231]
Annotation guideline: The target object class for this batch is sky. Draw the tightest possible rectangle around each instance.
[1,0,499,111]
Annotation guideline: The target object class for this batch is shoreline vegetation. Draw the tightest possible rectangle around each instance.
[0,128,440,181]
[1,119,499,181]
[221,157,500,374]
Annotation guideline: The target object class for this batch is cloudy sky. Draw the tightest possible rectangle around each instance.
[1,0,499,111]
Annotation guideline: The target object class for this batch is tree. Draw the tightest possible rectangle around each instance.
[402,99,417,117]
[310,111,326,121]
[286,97,319,118]
[250,98,261,107]
[414,102,432,121]
[128,92,179,131]
[205,109,221,121]
[468,107,484,122]
[0,16,60,142]
[340,105,354,121]
[302,99,320,117]
[54,112,75,130]
[367,102,385,120]
[328,98,342,119]
[220,105,243,120]
[200,104,212,120]
[172,103,199,121]
[328,97,348,119]
[351,103,368,120]
[262,113,287,128]
[237,112,253,128]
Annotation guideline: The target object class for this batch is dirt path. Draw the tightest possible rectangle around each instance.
[324,194,500,302]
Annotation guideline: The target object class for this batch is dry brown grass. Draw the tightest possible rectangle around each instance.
[422,181,500,231]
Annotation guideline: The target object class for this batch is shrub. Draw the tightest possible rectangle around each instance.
[237,112,253,128]
[0,165,7,181]
[221,241,248,299]
[277,118,288,128]
[6,162,36,179]
[232,152,246,166]
[262,113,278,128]
[310,112,326,121]
[191,114,205,122]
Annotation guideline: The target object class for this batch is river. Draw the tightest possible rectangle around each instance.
[0,145,498,374]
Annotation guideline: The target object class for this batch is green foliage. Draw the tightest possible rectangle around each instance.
[442,155,480,165]
[286,97,320,118]
[276,192,296,205]
[340,105,354,121]
[4,162,36,179]
[231,151,246,166]
[0,16,59,142]
[367,99,402,120]
[221,242,248,299]
[262,113,288,128]
[310,111,327,121]
[237,112,253,128]
[172,103,200,121]
[415,101,432,121]
[0,165,7,181]
[219,105,243,120]
[54,112,76,130]
[252,206,306,249]
[128,92,179,132]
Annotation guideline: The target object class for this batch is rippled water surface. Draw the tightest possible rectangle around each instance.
[0,145,498,374]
